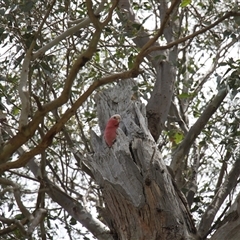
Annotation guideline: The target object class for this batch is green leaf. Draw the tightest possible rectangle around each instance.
[14,214,24,220]
[174,132,184,144]
[180,0,191,7]
[12,106,20,116]
[178,92,193,99]
[128,54,134,69]
[95,52,100,63]
[41,62,53,72]
[132,86,138,91]
[132,23,142,31]
[234,16,240,25]
[70,217,77,225]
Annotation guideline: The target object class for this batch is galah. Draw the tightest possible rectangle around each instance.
[104,114,121,147]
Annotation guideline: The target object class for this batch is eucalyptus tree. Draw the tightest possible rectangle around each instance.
[0,0,240,239]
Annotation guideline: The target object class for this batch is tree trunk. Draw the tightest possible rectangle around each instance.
[146,61,176,141]
[89,80,196,240]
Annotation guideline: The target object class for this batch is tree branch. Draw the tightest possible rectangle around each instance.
[0,0,120,165]
[210,193,240,240]
[0,22,102,164]
[0,177,32,220]
[18,0,56,128]
[27,208,47,236]
[0,216,28,236]
[214,151,230,195]
[43,178,113,240]
[32,0,107,60]
[3,114,113,240]
[0,69,138,172]
[197,154,240,238]
[186,144,201,207]
[132,0,181,70]
[118,0,180,140]
[86,0,102,28]
[146,11,240,54]
[171,87,228,181]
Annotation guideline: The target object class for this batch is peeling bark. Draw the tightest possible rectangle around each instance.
[89,80,196,239]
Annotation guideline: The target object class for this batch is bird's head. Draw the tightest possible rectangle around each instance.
[108,114,121,127]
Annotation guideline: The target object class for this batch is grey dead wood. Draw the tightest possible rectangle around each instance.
[88,80,196,240]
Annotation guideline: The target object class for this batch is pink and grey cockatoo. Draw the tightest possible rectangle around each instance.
[104,114,121,147]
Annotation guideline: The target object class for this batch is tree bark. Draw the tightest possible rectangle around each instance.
[210,193,240,240]
[118,0,179,142]
[146,61,176,141]
[89,80,196,240]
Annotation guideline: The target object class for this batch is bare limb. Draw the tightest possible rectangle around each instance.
[186,144,201,206]
[32,0,107,60]
[0,66,140,172]
[102,0,118,26]
[197,154,240,238]
[43,178,113,240]
[0,178,32,220]
[133,0,181,70]
[0,1,118,165]
[146,11,240,54]
[18,0,56,128]
[146,61,176,141]
[118,0,180,140]
[214,151,230,194]
[4,128,113,240]
[27,208,47,236]
[171,88,228,181]
[86,0,101,28]
[210,193,240,240]
[0,216,28,236]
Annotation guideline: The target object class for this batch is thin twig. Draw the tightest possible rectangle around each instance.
[146,11,240,54]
